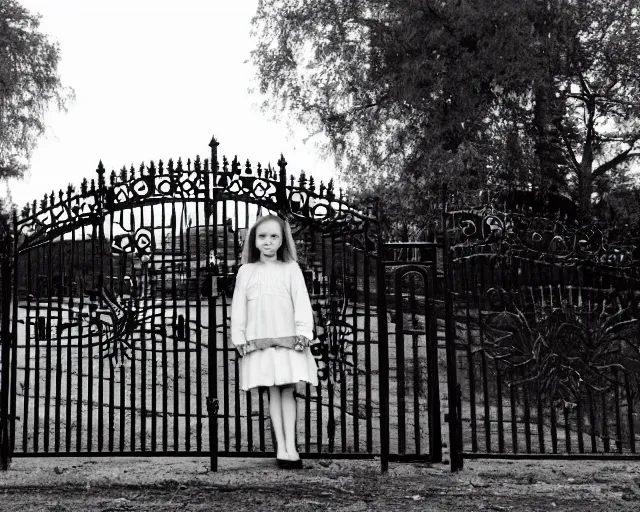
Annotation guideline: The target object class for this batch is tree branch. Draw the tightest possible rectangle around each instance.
[592,149,640,179]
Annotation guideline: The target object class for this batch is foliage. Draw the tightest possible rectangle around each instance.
[484,288,640,405]
[251,0,640,223]
[0,0,73,181]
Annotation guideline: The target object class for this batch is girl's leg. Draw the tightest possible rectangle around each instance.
[281,385,299,460]
[268,386,288,459]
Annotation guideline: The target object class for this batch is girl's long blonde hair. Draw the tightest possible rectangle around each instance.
[240,214,298,264]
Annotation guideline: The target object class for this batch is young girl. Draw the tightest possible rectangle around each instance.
[231,214,318,468]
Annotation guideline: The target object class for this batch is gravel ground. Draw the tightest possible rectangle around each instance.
[0,456,639,511]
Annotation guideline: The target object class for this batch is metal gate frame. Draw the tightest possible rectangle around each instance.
[1,136,420,472]
[376,241,443,472]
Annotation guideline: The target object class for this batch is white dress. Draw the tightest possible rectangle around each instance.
[230,260,319,391]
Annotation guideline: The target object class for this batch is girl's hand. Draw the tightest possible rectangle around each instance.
[294,335,311,351]
[237,345,247,357]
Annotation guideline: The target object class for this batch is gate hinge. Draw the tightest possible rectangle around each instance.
[206,396,219,416]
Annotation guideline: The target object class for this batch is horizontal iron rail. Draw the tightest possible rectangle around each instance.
[381,242,441,248]
[10,451,386,460]
[462,453,640,461]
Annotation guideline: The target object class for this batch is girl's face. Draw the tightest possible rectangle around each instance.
[255,219,283,261]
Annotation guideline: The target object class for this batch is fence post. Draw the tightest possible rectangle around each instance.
[0,224,12,470]
[375,200,390,472]
[207,135,220,472]
[443,232,463,471]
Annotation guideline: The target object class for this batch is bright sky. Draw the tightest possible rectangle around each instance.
[7,0,336,210]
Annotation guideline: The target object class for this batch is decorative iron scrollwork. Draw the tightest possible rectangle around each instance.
[447,205,638,268]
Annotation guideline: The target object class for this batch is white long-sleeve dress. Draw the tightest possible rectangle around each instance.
[230,260,319,391]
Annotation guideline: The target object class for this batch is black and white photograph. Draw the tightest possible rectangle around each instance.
[1,0,639,510]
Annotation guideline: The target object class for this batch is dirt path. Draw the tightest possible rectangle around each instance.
[0,457,638,511]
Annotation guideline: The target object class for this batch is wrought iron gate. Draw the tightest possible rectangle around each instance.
[0,136,448,472]
[376,242,442,471]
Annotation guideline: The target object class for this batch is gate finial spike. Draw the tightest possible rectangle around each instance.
[209,135,219,148]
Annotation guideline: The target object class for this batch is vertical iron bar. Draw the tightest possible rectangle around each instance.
[0,236,12,468]
[151,203,157,451]
[23,244,32,452]
[195,196,203,452]
[601,393,609,452]
[564,405,571,453]
[625,373,635,453]
[161,200,168,452]
[258,388,265,452]
[185,200,192,452]
[496,369,504,453]
[376,240,389,472]
[409,273,420,455]
[588,388,597,452]
[8,213,18,457]
[139,205,147,452]
[241,203,252,452]
[462,260,477,452]
[64,204,73,453]
[550,398,558,454]
[394,269,406,455]
[339,233,347,453]
[427,247,442,462]
[316,233,326,454]
[231,199,240,452]
[324,234,335,453]
[523,384,531,453]
[54,222,63,452]
[576,393,585,453]
[44,230,54,452]
[84,223,92,453]
[207,139,220,471]
[510,382,517,453]
[536,380,544,453]
[363,233,372,453]
[123,209,132,452]
[351,233,359,453]
[171,199,179,451]
[221,196,230,452]
[443,230,463,471]
[477,259,491,453]
[96,220,104,452]
[614,369,623,453]
[34,245,42,453]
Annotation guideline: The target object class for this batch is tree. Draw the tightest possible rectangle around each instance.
[251,0,640,223]
[0,0,73,182]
